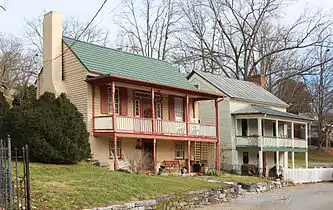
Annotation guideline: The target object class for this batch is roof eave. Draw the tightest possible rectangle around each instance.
[231,112,313,121]
[231,97,290,109]
[86,74,224,99]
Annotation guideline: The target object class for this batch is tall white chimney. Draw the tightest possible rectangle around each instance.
[41,11,66,96]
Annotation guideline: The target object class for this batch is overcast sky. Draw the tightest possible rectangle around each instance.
[0,0,333,46]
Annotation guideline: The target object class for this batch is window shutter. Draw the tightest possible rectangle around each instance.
[119,87,128,116]
[169,95,175,121]
[100,85,108,114]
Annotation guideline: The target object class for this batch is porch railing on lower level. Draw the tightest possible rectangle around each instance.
[236,136,307,149]
[94,115,217,138]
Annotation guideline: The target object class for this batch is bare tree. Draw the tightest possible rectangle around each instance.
[115,0,180,60]
[308,46,333,149]
[178,0,333,86]
[25,15,110,54]
[0,35,36,101]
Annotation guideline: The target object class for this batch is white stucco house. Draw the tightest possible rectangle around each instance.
[188,71,312,177]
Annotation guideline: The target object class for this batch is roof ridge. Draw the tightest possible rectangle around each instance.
[62,36,173,66]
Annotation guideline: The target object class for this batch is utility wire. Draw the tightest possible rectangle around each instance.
[43,0,108,65]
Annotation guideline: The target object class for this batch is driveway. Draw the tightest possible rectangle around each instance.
[198,183,333,210]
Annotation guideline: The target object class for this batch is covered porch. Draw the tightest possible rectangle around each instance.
[97,136,217,174]
[233,105,311,176]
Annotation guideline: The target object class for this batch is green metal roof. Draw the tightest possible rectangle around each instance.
[232,105,313,121]
[63,37,196,90]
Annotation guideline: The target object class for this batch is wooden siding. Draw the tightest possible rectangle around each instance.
[62,43,89,125]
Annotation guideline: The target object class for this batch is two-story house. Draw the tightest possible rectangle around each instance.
[188,71,312,177]
[37,12,222,173]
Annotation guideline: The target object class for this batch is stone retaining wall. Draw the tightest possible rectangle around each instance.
[90,180,288,210]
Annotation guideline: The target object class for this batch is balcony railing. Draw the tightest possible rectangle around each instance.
[93,115,217,138]
[236,136,307,149]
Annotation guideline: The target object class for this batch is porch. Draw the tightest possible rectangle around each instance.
[88,76,222,172]
[94,115,217,138]
[232,107,311,176]
[95,137,217,173]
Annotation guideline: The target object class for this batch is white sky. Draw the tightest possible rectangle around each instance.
[0,0,333,46]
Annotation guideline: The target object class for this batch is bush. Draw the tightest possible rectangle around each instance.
[0,92,9,140]
[126,150,155,173]
[206,169,219,176]
[241,164,258,176]
[6,92,91,163]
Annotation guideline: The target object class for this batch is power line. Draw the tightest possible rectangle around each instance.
[43,0,108,65]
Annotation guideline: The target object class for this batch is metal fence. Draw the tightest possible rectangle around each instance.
[0,138,30,210]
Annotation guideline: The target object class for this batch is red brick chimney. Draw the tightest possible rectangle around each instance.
[248,74,265,88]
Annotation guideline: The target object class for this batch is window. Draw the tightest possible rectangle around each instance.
[156,102,162,119]
[110,140,121,159]
[107,87,119,114]
[243,152,249,164]
[135,99,140,117]
[135,91,161,100]
[241,119,248,137]
[273,122,277,137]
[175,143,185,159]
[174,97,184,121]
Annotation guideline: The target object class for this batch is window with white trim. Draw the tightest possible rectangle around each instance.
[156,102,162,119]
[175,142,185,159]
[110,139,121,159]
[108,87,119,114]
[135,99,140,117]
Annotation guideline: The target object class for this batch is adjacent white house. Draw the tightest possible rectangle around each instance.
[188,71,312,177]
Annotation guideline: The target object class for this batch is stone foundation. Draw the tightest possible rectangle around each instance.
[90,180,288,210]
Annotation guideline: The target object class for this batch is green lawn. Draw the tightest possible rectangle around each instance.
[29,163,223,209]
[289,148,333,168]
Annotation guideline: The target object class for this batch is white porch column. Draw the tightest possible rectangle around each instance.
[284,151,288,177]
[258,118,263,177]
[305,123,309,168]
[291,122,295,169]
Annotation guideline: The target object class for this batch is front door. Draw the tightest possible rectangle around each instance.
[142,99,152,118]
[143,140,154,170]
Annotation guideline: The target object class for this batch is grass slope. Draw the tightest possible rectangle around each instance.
[30,163,222,209]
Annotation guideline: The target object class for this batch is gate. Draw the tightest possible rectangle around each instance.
[0,137,30,210]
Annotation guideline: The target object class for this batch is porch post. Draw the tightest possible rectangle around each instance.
[185,94,189,136]
[92,84,95,132]
[258,150,263,177]
[305,123,309,168]
[187,140,191,173]
[215,99,220,171]
[258,118,263,177]
[153,138,157,172]
[284,151,288,177]
[113,134,118,170]
[111,81,116,131]
[151,88,155,133]
[291,122,295,169]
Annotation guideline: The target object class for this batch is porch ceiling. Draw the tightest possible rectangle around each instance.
[232,105,313,122]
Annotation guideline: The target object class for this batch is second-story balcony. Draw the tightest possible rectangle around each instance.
[94,115,217,139]
[236,136,307,149]
[89,76,221,141]
[235,117,308,150]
